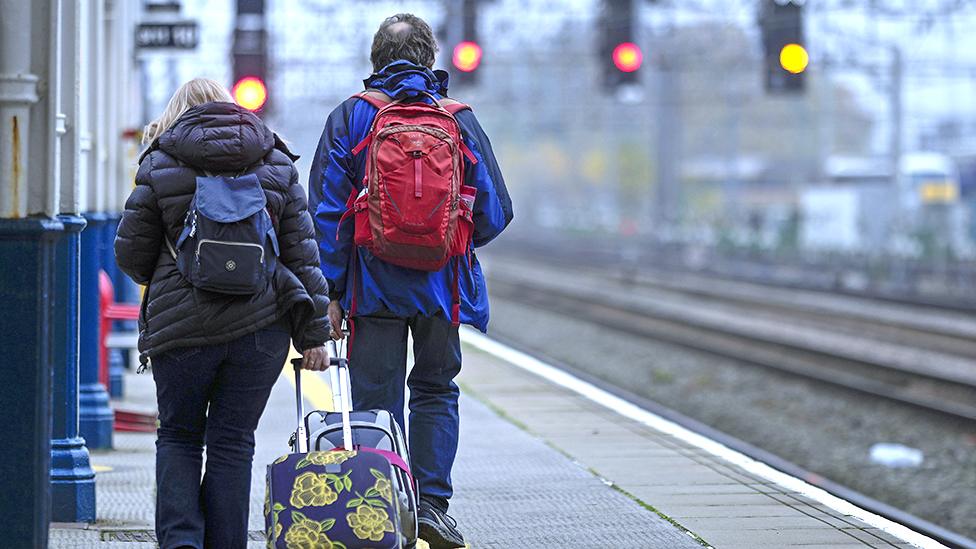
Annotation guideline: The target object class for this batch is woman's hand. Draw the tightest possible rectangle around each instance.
[328,301,345,340]
[301,345,329,371]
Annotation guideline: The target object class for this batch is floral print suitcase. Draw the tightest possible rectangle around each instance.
[265,449,402,548]
[303,408,418,543]
[265,355,413,549]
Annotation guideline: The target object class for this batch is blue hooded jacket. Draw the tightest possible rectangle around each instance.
[309,62,514,331]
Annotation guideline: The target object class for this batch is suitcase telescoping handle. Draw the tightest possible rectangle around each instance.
[289,338,354,454]
[328,338,354,451]
[292,358,308,453]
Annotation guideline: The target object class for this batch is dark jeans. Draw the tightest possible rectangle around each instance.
[349,311,462,512]
[151,325,289,549]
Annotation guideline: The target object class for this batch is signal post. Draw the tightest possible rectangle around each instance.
[233,0,269,114]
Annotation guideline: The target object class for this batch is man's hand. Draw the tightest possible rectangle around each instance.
[328,301,345,340]
[301,345,329,371]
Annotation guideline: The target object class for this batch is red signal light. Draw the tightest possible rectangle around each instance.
[233,76,267,111]
[612,42,642,73]
[453,41,482,72]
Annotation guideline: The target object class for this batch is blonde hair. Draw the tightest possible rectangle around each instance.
[142,78,234,144]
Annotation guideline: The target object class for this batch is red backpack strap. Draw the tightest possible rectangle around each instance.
[450,258,461,327]
[353,89,392,110]
[336,189,359,239]
[348,245,360,345]
[351,134,372,156]
[437,97,471,116]
[435,98,477,164]
[356,90,469,115]
[350,90,391,155]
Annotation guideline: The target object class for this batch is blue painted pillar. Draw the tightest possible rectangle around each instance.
[0,217,64,547]
[78,213,113,449]
[50,215,96,522]
[102,213,125,397]
[100,213,120,280]
[108,350,125,399]
[110,213,139,385]
[104,214,139,306]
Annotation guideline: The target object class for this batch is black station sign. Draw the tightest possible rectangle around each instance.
[135,21,199,50]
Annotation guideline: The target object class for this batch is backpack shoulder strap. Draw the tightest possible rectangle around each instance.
[353,89,393,110]
[436,98,477,163]
[354,89,471,116]
[437,97,472,116]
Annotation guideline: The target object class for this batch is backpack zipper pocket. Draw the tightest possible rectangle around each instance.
[195,239,265,264]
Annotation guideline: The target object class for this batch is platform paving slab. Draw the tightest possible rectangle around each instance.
[456,342,921,548]
[448,394,703,548]
[51,350,703,548]
[49,337,927,548]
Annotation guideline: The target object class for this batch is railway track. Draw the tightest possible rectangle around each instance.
[493,245,976,355]
[498,236,976,314]
[485,255,976,423]
[598,263,976,358]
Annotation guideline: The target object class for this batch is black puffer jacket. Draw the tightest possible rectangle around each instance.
[116,102,330,363]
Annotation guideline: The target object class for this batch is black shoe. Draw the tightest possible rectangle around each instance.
[417,499,465,549]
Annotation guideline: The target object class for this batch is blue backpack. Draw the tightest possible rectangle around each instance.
[166,171,279,294]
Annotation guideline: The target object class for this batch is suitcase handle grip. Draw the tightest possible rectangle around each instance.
[290,356,346,369]
[290,344,354,452]
[288,353,352,382]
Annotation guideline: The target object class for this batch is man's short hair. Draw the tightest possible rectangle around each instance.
[370,14,439,72]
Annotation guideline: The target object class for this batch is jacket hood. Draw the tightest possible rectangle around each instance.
[363,61,450,99]
[149,102,289,171]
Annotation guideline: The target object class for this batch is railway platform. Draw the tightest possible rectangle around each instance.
[50,332,943,548]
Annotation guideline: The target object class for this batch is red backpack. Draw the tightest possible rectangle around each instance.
[341,90,479,324]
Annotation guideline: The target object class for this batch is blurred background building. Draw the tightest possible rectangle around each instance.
[98,0,976,278]
[161,0,976,298]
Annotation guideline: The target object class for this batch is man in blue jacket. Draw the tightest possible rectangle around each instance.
[309,13,513,548]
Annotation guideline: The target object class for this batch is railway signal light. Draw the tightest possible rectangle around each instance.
[599,0,641,93]
[453,41,482,72]
[779,43,808,74]
[759,0,806,93]
[233,76,267,111]
[233,0,268,113]
[448,0,482,88]
[612,42,643,73]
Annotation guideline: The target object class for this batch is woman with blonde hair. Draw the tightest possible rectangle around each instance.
[116,77,331,549]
